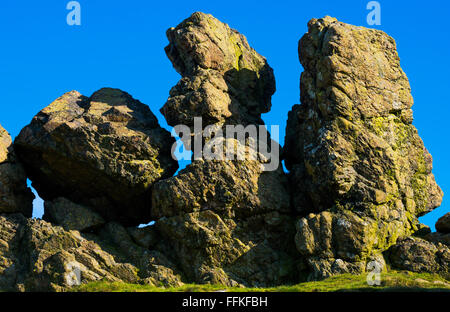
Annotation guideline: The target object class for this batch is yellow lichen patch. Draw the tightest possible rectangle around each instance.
[42,91,82,114]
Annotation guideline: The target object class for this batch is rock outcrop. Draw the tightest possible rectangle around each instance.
[14,88,178,225]
[387,236,449,277]
[0,12,447,292]
[284,17,443,279]
[0,213,183,291]
[151,12,297,287]
[162,12,275,128]
[386,214,450,276]
[0,125,34,216]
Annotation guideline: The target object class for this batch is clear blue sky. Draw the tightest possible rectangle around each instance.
[0,0,448,230]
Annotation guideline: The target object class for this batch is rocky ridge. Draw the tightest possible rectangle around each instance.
[0,13,447,291]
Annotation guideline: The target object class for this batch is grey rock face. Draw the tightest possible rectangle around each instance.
[43,197,105,232]
[150,12,297,287]
[387,236,449,275]
[436,213,450,234]
[14,88,178,225]
[0,124,34,216]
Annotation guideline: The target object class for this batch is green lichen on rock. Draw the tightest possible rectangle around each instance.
[0,213,184,292]
[284,16,444,280]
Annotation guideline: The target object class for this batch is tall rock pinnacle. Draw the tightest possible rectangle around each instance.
[284,17,444,279]
[152,12,296,287]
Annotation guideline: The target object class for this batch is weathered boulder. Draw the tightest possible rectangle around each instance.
[285,17,443,279]
[14,88,178,225]
[286,16,443,215]
[387,236,449,276]
[0,213,135,291]
[0,125,34,216]
[162,11,275,128]
[151,12,297,287]
[436,212,450,234]
[0,213,183,291]
[43,197,105,232]
[154,209,295,287]
[152,159,290,220]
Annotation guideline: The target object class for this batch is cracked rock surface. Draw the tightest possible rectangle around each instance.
[152,12,296,287]
[14,88,178,225]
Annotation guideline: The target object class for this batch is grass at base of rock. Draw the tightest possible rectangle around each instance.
[72,271,450,292]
